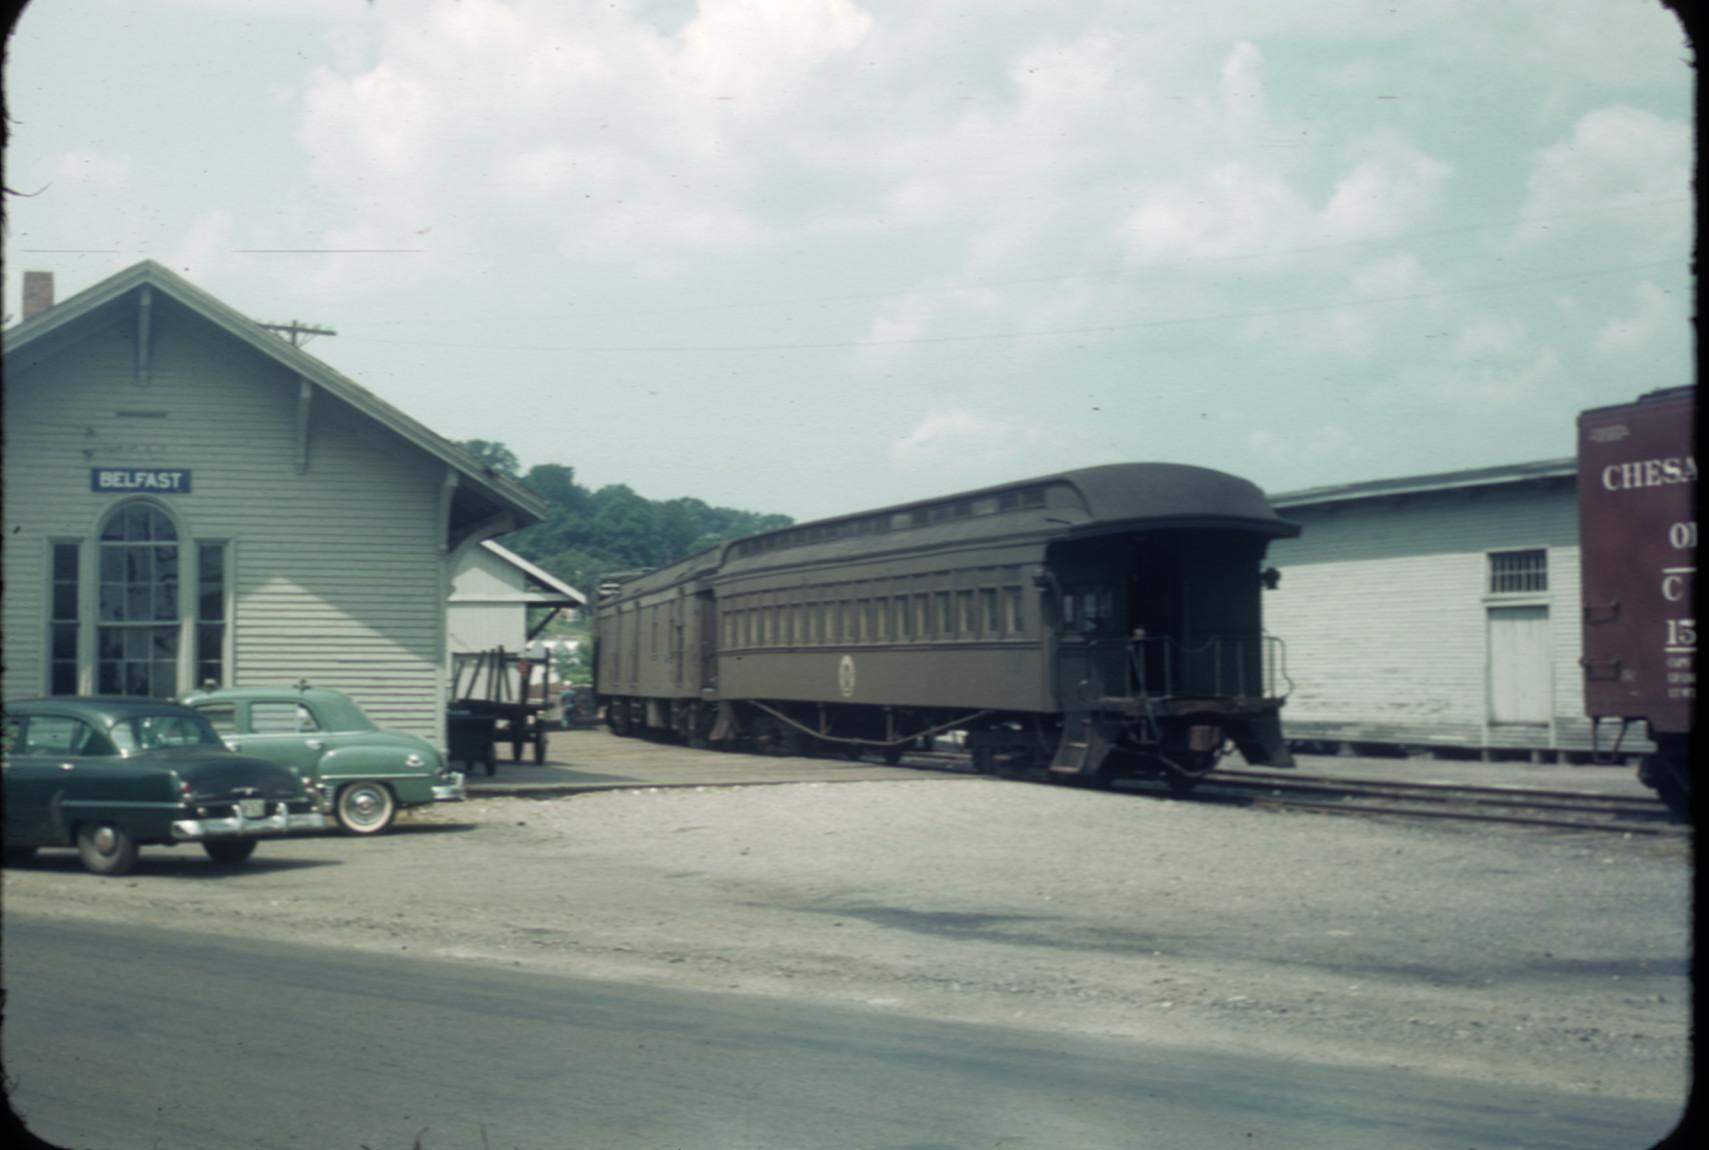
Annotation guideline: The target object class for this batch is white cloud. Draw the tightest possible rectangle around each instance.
[1122,164,1316,265]
[1593,281,1679,357]
[1351,253,1428,296]
[1247,422,1357,469]
[168,210,237,283]
[291,0,872,277]
[1518,106,1691,234]
[1451,317,1527,362]
[46,149,133,193]
[1120,138,1449,266]
[1219,40,1266,132]
[1318,144,1452,242]
[678,0,873,108]
[891,408,1032,471]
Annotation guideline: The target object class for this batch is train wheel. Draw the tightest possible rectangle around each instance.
[882,745,905,765]
[970,746,996,775]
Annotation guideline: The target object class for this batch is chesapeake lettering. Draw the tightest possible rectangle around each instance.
[1601,455,1697,492]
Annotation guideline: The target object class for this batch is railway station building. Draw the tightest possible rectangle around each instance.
[1263,459,1623,760]
[2,262,547,745]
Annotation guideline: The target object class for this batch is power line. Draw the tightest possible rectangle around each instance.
[339,256,1687,356]
[484,194,1695,321]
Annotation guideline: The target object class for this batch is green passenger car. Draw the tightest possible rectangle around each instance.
[180,685,466,835]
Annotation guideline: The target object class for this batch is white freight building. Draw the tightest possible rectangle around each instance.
[1264,460,1628,759]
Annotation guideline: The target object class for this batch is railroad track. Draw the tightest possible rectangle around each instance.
[1176,768,1684,837]
[899,749,1685,837]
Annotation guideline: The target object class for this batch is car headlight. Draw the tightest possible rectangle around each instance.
[405,753,424,768]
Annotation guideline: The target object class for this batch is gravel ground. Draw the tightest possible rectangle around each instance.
[2,774,1692,1109]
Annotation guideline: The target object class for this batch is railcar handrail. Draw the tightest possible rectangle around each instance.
[1117,632,1290,701]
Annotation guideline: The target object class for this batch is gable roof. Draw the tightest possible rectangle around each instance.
[2,260,547,526]
[479,540,586,606]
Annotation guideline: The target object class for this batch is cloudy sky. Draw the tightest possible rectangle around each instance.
[3,0,1694,522]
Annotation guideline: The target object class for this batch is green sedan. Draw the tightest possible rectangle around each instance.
[3,697,327,876]
[180,686,466,835]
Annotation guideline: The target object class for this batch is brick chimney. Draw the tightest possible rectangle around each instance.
[22,271,55,321]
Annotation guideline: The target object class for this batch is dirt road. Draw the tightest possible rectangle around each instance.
[2,734,1691,1110]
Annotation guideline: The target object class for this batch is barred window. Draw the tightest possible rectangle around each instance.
[1489,549,1548,594]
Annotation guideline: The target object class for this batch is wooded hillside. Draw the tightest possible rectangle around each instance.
[459,440,793,595]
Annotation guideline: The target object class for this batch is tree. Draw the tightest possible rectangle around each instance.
[473,441,793,593]
[457,439,521,479]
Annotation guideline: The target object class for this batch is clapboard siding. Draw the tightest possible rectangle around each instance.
[447,603,528,655]
[452,548,528,598]
[446,544,534,657]
[4,298,447,742]
[1263,478,1630,754]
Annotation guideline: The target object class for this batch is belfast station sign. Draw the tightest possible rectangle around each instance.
[90,468,192,494]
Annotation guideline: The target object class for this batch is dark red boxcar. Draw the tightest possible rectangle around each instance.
[1577,386,1696,813]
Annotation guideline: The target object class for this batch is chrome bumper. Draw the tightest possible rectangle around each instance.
[170,807,329,841]
[432,772,468,802]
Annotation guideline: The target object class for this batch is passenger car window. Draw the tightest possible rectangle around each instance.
[253,702,321,733]
[196,703,239,735]
[22,715,96,754]
[129,714,219,750]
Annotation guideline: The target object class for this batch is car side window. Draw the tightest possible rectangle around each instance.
[22,716,98,755]
[196,703,239,736]
[131,715,212,750]
[252,702,321,734]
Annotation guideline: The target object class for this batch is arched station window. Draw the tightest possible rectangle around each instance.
[96,502,182,698]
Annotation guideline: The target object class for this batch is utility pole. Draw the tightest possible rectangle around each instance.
[259,320,336,348]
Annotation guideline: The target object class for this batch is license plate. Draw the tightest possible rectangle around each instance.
[239,799,268,819]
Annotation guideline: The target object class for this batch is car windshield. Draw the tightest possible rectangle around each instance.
[109,712,226,754]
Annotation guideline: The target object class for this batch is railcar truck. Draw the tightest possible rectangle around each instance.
[1577,385,1696,815]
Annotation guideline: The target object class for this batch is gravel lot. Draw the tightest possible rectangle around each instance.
[2,756,1691,1109]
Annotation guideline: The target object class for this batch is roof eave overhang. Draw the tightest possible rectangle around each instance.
[1270,459,1577,512]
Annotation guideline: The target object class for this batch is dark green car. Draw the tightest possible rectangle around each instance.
[180,686,466,835]
[2,697,327,876]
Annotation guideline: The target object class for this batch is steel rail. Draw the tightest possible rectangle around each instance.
[893,748,1683,835]
[1205,772,1666,819]
[1214,767,1659,808]
[1234,795,1687,837]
